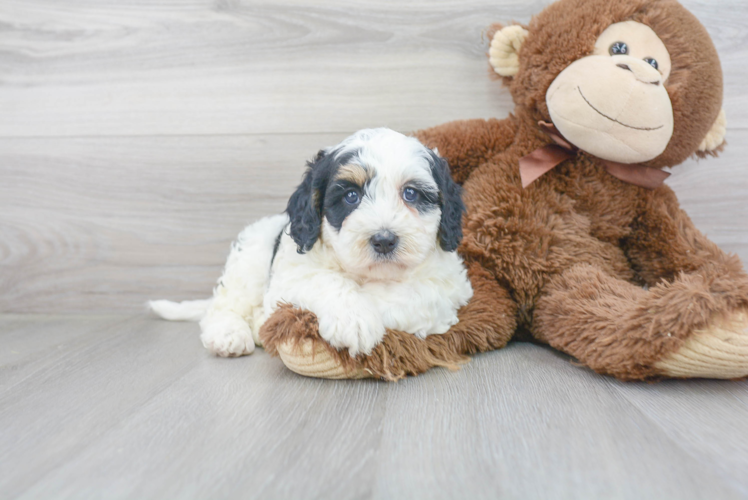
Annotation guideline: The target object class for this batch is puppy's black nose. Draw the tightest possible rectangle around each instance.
[370,231,399,255]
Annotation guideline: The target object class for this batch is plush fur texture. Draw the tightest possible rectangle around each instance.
[152,128,473,358]
[260,262,515,380]
[260,0,748,381]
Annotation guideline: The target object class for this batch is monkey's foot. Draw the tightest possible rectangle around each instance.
[259,304,469,381]
[276,339,370,380]
[656,310,748,379]
[258,304,370,379]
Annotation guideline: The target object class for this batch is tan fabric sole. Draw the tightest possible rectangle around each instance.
[656,311,748,379]
[276,339,371,380]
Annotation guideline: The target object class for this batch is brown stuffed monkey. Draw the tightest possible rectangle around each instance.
[259,0,748,381]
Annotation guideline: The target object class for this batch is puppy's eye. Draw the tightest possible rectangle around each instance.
[402,187,419,203]
[344,190,360,205]
[609,42,628,55]
[644,57,658,70]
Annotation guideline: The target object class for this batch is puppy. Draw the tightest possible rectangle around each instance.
[151,128,473,357]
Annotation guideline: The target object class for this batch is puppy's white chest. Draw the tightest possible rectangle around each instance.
[359,257,472,338]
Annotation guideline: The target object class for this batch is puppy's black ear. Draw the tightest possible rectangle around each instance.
[286,150,326,253]
[429,152,465,252]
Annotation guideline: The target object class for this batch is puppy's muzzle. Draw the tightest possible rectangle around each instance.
[370,231,399,255]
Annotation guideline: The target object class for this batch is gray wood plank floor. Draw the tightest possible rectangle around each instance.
[1,315,747,500]
[2,0,748,498]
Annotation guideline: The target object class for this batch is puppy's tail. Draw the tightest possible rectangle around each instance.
[148,299,211,322]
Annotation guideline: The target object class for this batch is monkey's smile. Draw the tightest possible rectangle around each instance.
[577,87,663,131]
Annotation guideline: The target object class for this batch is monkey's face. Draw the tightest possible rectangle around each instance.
[546,21,674,164]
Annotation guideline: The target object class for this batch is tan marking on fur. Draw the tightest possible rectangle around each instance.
[335,164,372,187]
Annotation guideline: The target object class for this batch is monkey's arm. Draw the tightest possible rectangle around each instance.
[414,117,518,184]
[616,187,748,378]
[624,186,748,291]
[259,261,517,380]
[533,188,748,380]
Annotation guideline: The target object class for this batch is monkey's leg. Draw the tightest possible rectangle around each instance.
[534,263,748,380]
[259,262,518,381]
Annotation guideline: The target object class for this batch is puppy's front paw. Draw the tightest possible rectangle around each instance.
[317,307,385,357]
[199,314,255,357]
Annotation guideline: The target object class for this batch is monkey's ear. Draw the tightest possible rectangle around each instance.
[489,24,529,77]
[697,109,727,155]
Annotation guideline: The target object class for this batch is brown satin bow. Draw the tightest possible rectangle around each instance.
[518,121,671,189]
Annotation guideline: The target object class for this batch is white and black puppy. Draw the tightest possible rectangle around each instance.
[150,128,473,357]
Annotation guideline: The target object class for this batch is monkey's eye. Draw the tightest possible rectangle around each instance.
[344,190,360,205]
[644,57,658,70]
[402,187,419,203]
[609,42,628,55]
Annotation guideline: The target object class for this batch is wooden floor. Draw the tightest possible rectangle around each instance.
[1,314,747,499]
[2,0,748,498]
